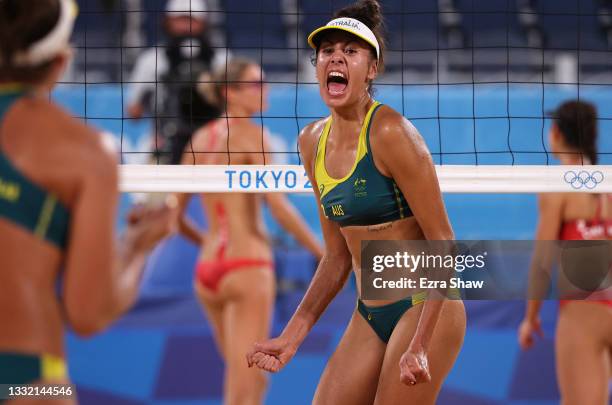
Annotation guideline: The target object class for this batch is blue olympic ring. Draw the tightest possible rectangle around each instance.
[563,170,604,190]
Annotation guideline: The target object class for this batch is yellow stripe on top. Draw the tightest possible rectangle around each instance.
[41,354,68,381]
[34,195,57,240]
[411,291,428,306]
[315,101,381,199]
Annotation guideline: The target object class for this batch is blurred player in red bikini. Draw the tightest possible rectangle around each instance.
[518,100,612,405]
[175,58,324,405]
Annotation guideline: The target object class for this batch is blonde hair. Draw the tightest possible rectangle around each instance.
[198,57,257,110]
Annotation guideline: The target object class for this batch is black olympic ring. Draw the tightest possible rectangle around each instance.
[563,170,604,190]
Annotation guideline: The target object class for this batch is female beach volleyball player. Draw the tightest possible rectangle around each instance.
[518,100,612,405]
[247,1,466,404]
[0,0,174,398]
[175,58,323,405]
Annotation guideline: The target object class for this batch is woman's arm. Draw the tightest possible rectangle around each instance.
[370,109,453,384]
[372,110,453,241]
[174,193,205,245]
[62,138,174,336]
[277,204,351,349]
[269,123,351,347]
[519,194,563,349]
[247,122,352,372]
[264,193,324,260]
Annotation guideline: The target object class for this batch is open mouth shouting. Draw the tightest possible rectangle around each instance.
[327,70,348,97]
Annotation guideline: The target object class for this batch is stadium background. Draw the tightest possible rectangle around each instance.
[58,0,611,403]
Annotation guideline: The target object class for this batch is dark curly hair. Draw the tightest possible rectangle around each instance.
[332,0,386,72]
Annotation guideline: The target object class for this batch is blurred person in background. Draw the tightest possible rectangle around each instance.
[127,0,228,164]
[0,0,174,400]
[174,58,323,405]
[518,100,612,405]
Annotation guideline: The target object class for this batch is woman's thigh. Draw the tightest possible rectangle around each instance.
[194,280,227,357]
[313,310,387,405]
[221,266,276,363]
[374,300,466,405]
[556,302,612,405]
[221,267,276,402]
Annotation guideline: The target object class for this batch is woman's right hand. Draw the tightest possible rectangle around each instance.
[246,336,298,373]
[518,317,544,350]
[125,202,177,253]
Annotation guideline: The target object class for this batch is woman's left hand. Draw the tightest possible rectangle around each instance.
[399,344,431,386]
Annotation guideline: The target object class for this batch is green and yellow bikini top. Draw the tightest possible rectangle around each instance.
[0,86,70,248]
[314,101,413,227]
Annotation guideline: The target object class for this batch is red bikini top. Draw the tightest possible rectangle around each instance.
[559,195,612,240]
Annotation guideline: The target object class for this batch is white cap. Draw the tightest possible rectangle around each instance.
[166,0,208,20]
[307,17,380,59]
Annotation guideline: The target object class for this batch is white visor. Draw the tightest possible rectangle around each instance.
[11,0,78,67]
[307,17,380,59]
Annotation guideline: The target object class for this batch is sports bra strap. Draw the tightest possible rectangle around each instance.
[205,121,219,153]
[203,119,231,164]
[365,102,384,160]
[214,202,228,260]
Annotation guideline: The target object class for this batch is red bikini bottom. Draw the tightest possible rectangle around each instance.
[196,259,274,292]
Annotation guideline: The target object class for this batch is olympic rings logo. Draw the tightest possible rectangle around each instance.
[563,170,605,190]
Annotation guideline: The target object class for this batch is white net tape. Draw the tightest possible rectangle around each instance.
[120,165,612,193]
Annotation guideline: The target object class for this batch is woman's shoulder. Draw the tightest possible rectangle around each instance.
[17,96,95,135]
[14,97,109,150]
[538,192,566,214]
[24,98,117,175]
[298,118,328,153]
[370,104,412,137]
[3,97,117,204]
[369,104,423,154]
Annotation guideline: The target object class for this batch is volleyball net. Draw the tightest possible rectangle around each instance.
[61,0,612,193]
